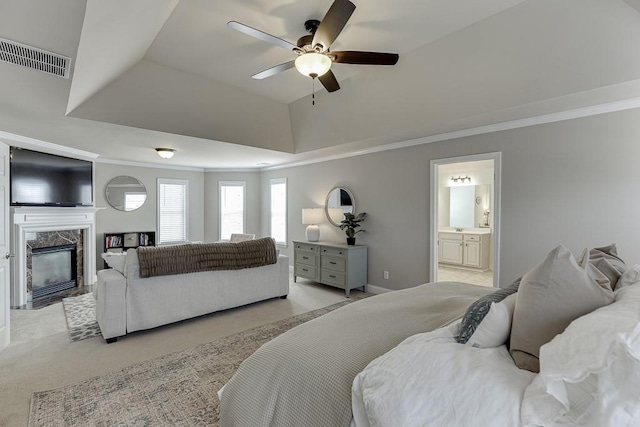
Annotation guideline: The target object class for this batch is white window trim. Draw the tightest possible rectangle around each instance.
[157,178,189,245]
[219,180,246,241]
[270,177,288,247]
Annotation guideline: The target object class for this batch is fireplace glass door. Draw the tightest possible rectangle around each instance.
[31,244,77,299]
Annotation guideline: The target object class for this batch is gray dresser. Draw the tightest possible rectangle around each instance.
[293,241,368,297]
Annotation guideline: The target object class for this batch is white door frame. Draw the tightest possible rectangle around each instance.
[0,142,10,351]
[429,152,502,287]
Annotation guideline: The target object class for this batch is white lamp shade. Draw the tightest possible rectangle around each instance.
[302,208,324,225]
[295,53,332,78]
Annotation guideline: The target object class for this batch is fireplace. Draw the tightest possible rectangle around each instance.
[31,244,78,299]
[11,207,99,308]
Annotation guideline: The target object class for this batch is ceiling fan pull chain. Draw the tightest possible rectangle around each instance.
[312,77,315,106]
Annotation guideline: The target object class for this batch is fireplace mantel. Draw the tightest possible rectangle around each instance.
[10,207,100,307]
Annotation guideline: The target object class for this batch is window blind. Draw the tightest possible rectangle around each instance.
[158,179,188,244]
[219,181,246,240]
[270,178,287,245]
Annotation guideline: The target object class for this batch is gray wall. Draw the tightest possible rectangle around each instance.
[203,171,262,242]
[95,163,205,268]
[261,107,640,291]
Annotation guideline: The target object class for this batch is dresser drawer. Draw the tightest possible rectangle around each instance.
[464,234,480,242]
[321,256,346,272]
[295,264,316,279]
[321,270,346,287]
[320,246,347,258]
[296,252,316,266]
[294,242,318,252]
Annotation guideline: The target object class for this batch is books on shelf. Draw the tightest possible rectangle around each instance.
[105,235,123,248]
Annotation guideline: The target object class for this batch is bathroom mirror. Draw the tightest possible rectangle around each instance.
[105,176,147,212]
[450,186,475,228]
[448,184,490,228]
[325,187,355,226]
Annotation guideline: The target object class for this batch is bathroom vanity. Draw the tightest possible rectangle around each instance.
[438,229,491,270]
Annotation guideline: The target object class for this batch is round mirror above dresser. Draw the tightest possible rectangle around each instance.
[325,187,355,226]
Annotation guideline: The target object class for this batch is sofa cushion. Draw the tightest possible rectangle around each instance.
[101,252,127,275]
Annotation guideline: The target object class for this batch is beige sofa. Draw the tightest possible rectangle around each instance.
[95,243,289,343]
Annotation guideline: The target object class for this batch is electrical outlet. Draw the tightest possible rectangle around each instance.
[383,271,389,280]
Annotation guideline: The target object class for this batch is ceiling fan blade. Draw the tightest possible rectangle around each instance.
[312,0,356,52]
[251,61,296,80]
[318,70,340,92]
[332,51,399,65]
[228,21,297,52]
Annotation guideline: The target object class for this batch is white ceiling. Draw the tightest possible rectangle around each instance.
[1,0,640,169]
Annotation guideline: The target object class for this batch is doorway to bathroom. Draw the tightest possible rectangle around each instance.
[429,153,501,288]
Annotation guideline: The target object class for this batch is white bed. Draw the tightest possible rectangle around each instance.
[220,246,640,427]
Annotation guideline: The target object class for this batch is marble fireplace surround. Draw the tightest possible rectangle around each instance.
[11,207,99,308]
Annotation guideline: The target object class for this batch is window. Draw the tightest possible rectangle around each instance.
[270,178,287,246]
[219,181,245,240]
[157,179,188,244]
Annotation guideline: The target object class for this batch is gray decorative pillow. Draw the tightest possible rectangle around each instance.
[587,244,626,290]
[457,278,521,344]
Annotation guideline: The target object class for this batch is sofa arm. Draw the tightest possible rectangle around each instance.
[96,269,127,341]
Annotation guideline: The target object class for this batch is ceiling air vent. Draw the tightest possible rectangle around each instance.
[0,38,70,79]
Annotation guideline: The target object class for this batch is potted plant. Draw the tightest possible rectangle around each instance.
[339,212,366,245]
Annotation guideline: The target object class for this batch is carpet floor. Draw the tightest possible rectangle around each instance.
[29,296,365,426]
[62,293,101,342]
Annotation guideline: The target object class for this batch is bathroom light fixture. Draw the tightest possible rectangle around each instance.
[302,208,324,242]
[155,148,176,159]
[450,175,471,184]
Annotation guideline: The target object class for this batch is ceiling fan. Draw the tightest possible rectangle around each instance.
[227,0,399,94]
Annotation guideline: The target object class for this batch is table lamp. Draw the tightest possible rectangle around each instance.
[302,208,324,242]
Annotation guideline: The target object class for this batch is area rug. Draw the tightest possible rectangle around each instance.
[29,295,367,427]
[61,293,101,342]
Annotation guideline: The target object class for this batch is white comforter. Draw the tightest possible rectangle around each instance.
[352,321,536,427]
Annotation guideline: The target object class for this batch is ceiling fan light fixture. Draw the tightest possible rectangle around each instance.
[295,52,331,78]
[155,148,176,159]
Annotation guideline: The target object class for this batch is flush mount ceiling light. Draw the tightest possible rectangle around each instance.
[155,148,176,159]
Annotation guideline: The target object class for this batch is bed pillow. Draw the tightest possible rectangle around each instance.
[521,284,640,426]
[615,264,640,290]
[101,252,127,275]
[578,244,626,290]
[510,245,614,373]
[465,293,517,348]
[456,278,520,344]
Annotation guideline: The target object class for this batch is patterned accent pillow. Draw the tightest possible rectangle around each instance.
[456,278,521,344]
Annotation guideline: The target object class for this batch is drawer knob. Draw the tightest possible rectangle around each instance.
[303,256,308,260]
[303,268,308,272]
[330,261,336,265]
[329,275,336,278]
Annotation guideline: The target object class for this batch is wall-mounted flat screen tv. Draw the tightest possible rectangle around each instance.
[10,147,93,207]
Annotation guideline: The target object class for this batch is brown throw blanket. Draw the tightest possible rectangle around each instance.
[137,237,278,278]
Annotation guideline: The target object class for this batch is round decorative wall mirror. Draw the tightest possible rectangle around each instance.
[325,187,355,226]
[105,176,147,212]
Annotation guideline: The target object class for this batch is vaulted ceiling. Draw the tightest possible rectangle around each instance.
[1,0,640,168]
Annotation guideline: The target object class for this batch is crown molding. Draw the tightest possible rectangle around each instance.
[203,168,260,173]
[263,97,640,171]
[94,157,204,172]
[0,131,99,159]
